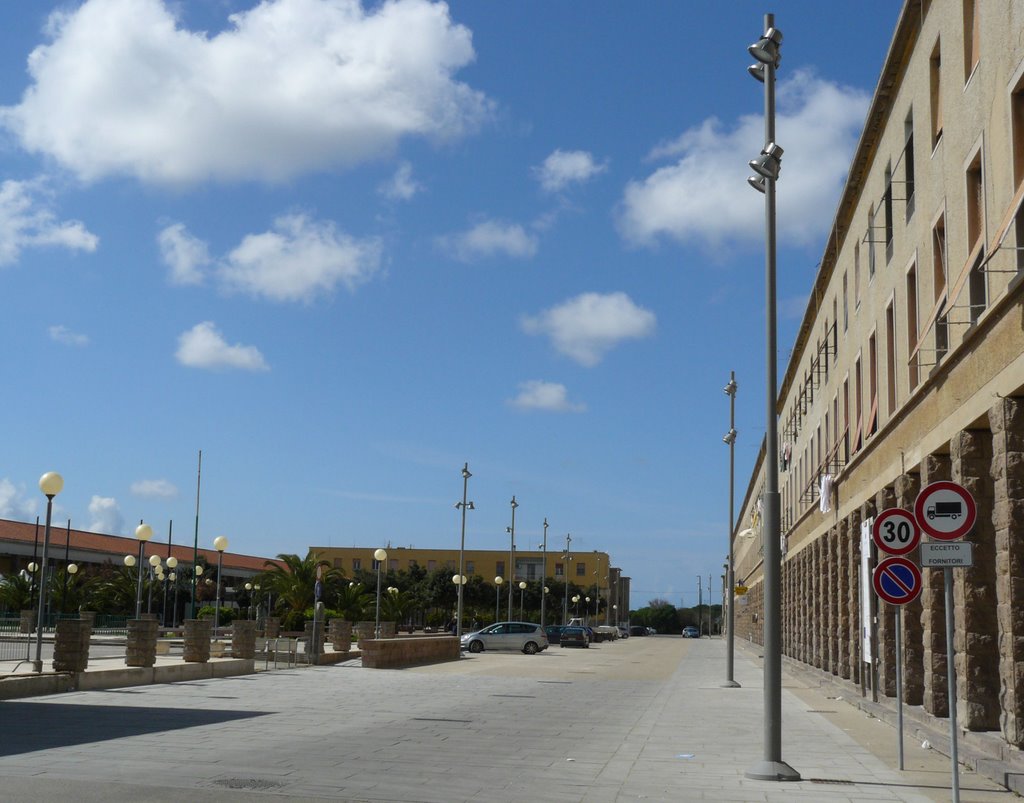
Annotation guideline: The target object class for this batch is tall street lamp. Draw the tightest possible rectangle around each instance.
[562,533,572,624]
[494,576,503,623]
[454,463,474,639]
[213,536,229,632]
[148,555,162,614]
[374,548,387,639]
[723,373,741,688]
[539,518,548,627]
[518,581,527,620]
[745,14,798,783]
[33,472,63,673]
[165,556,178,626]
[452,574,467,629]
[134,523,153,620]
[506,496,518,620]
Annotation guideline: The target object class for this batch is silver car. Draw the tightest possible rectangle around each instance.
[460,621,548,654]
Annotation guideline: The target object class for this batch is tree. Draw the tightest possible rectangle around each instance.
[0,572,33,612]
[260,552,343,621]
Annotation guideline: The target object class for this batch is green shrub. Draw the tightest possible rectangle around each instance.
[196,605,235,625]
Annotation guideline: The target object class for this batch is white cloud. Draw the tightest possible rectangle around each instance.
[130,479,178,499]
[438,219,538,262]
[521,292,656,366]
[1,0,491,184]
[175,321,268,372]
[48,324,89,346]
[0,179,98,265]
[87,495,124,535]
[509,380,586,413]
[618,70,870,249]
[534,149,607,192]
[0,479,38,520]
[378,161,421,201]
[158,222,211,285]
[221,214,382,302]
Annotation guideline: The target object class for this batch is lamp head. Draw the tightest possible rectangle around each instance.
[149,555,161,567]
[168,572,176,581]
[27,562,38,572]
[124,555,136,567]
[213,535,229,552]
[747,175,767,193]
[747,26,782,66]
[510,496,518,509]
[467,501,474,510]
[462,463,471,479]
[166,556,178,569]
[723,429,737,445]
[495,576,503,584]
[374,548,387,561]
[245,582,252,591]
[135,523,153,542]
[724,378,738,396]
[194,564,204,576]
[519,581,526,589]
[749,142,784,180]
[747,62,766,83]
[38,471,64,498]
[67,563,78,575]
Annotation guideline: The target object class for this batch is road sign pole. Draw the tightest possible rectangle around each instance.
[944,566,960,803]
[895,605,904,771]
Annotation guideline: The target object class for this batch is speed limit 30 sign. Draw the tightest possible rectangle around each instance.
[872,508,921,556]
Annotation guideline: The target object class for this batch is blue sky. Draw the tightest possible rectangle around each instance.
[0,0,902,610]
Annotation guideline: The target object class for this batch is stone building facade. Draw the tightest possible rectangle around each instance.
[733,0,1024,755]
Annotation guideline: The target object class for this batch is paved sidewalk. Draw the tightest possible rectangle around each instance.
[0,636,1013,801]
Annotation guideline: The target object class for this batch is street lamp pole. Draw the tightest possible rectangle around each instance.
[506,496,518,620]
[724,372,741,687]
[33,472,63,673]
[374,548,387,639]
[213,536,229,633]
[540,518,548,627]
[519,581,526,620]
[745,13,799,783]
[455,463,474,639]
[494,576,503,622]
[562,533,572,624]
[134,523,153,620]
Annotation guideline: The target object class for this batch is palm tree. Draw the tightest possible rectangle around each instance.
[89,566,141,615]
[260,553,342,619]
[333,581,373,621]
[0,571,33,613]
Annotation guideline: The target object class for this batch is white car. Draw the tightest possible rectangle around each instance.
[460,622,549,654]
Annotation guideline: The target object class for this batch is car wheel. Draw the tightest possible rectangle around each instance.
[469,640,483,653]
[583,642,589,648]
[523,641,539,655]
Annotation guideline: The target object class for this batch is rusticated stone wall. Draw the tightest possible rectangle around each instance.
[922,453,951,717]
[126,618,158,668]
[895,472,924,706]
[990,396,1024,746]
[812,538,823,669]
[875,486,897,698]
[848,506,862,684]
[53,618,91,673]
[184,618,211,663]
[837,516,851,679]
[232,620,256,659]
[329,619,353,652]
[952,429,1000,730]
[826,527,839,675]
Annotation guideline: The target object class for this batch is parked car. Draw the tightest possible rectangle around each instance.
[629,626,647,637]
[544,625,564,644]
[594,625,618,641]
[647,627,657,635]
[682,626,700,638]
[617,625,629,639]
[559,626,589,648]
[460,622,548,654]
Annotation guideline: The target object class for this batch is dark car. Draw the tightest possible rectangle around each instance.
[560,626,589,648]
[544,625,564,644]
[629,625,647,637]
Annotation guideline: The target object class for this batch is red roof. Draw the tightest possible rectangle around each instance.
[0,517,284,573]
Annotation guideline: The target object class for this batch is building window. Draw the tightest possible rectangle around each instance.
[884,163,894,262]
[868,334,878,436]
[372,559,381,571]
[554,562,564,577]
[843,272,849,330]
[906,263,920,390]
[352,558,361,571]
[966,149,984,249]
[466,561,475,574]
[905,112,916,221]
[576,562,586,577]
[963,0,979,82]
[868,205,877,278]
[1013,72,1024,187]
[854,242,862,305]
[389,559,398,572]
[843,377,851,462]
[854,357,863,451]
[496,561,505,577]
[428,560,437,571]
[969,252,987,325]
[933,215,948,363]
[885,303,897,415]
[930,40,943,147]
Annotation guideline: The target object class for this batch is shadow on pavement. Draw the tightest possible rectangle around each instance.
[0,701,270,757]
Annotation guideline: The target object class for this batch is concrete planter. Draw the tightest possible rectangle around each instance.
[126,618,159,668]
[53,618,92,673]
[19,610,35,634]
[183,618,212,663]
[231,620,256,659]
[264,617,281,638]
[328,619,353,652]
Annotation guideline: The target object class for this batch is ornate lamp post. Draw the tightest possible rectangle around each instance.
[374,548,387,639]
[213,536,229,632]
[165,556,178,627]
[518,581,527,620]
[506,496,518,620]
[33,472,62,673]
[134,523,153,620]
[494,576,503,622]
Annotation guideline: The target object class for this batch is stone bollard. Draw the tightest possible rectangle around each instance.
[183,618,212,663]
[232,620,256,659]
[126,618,159,668]
[19,610,35,634]
[79,610,97,628]
[53,619,91,672]
[304,618,325,663]
[328,619,353,652]
[264,617,281,638]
